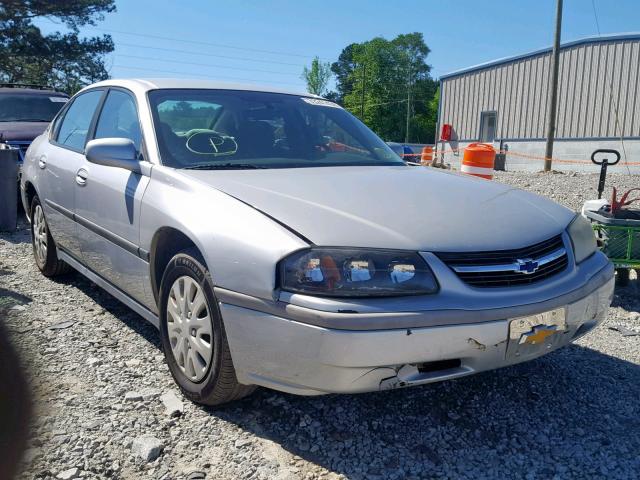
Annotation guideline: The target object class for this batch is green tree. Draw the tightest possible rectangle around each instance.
[334,33,438,143]
[0,0,116,94]
[330,43,356,103]
[301,56,332,96]
[323,90,341,103]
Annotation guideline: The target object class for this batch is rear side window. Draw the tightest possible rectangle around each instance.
[56,90,103,151]
[94,90,142,152]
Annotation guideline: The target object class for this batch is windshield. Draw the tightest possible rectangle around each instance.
[0,93,68,122]
[148,89,404,169]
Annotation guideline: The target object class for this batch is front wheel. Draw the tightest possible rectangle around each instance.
[158,248,255,406]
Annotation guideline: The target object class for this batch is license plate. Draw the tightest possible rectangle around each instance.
[506,308,567,360]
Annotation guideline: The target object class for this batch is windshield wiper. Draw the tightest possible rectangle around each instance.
[183,163,266,170]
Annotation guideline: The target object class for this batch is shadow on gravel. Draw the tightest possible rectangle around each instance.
[210,345,640,478]
[50,274,161,350]
[611,276,639,314]
[0,288,32,313]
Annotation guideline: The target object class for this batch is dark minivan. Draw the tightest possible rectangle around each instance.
[0,84,69,161]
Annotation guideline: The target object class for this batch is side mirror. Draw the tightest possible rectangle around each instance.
[85,138,140,173]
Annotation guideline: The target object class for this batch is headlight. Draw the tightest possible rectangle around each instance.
[279,248,439,297]
[567,214,597,263]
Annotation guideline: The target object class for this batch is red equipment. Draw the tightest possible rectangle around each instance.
[611,187,640,216]
[440,124,452,141]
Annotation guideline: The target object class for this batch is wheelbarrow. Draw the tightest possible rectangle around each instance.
[581,149,640,286]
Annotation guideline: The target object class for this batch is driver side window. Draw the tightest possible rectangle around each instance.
[94,90,142,153]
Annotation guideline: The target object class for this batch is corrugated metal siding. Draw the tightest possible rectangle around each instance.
[438,38,640,141]
[628,42,640,135]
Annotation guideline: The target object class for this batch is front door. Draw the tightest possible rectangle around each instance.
[75,88,151,305]
[40,89,104,258]
[479,111,497,143]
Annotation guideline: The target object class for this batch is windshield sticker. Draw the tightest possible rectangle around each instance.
[49,97,68,103]
[301,97,342,108]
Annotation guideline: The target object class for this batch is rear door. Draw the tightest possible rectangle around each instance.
[75,88,151,305]
[40,89,104,258]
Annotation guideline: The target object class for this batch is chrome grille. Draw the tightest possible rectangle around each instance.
[435,235,569,287]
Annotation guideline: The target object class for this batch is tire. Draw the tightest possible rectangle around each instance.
[30,196,72,277]
[158,248,256,406]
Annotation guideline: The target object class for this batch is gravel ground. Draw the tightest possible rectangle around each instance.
[1,171,639,480]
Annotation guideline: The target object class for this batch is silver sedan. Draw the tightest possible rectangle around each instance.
[20,79,614,405]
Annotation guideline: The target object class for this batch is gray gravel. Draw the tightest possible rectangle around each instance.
[1,171,639,480]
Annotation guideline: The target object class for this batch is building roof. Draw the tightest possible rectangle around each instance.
[440,32,640,80]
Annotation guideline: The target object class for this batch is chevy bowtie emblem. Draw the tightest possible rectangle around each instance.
[516,258,539,274]
[519,325,559,345]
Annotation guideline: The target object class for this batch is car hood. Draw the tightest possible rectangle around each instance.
[181,166,575,251]
[0,121,48,141]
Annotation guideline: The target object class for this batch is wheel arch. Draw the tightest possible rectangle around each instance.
[23,181,38,221]
[149,226,208,304]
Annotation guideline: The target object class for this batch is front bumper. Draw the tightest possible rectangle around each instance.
[219,270,615,396]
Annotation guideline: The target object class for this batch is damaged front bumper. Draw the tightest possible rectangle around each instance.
[218,263,615,396]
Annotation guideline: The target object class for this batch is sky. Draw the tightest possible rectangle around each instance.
[38,0,640,93]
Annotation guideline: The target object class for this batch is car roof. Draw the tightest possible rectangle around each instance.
[83,78,319,98]
[0,87,68,96]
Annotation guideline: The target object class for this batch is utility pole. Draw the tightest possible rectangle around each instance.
[405,65,411,144]
[360,63,366,119]
[544,0,563,172]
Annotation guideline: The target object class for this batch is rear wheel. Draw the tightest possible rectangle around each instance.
[159,248,255,405]
[30,196,71,277]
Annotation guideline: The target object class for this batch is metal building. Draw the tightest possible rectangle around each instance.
[436,33,640,172]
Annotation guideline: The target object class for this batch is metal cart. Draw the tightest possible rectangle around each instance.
[582,149,640,286]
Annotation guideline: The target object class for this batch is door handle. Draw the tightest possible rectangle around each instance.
[75,168,88,186]
[38,155,47,169]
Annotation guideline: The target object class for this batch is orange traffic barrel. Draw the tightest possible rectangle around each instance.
[461,143,495,179]
[420,146,434,164]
